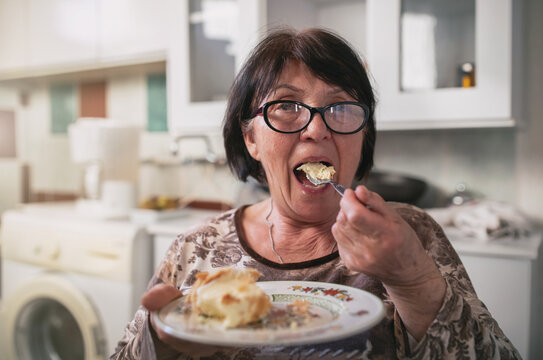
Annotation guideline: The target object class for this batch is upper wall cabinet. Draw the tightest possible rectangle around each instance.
[98,0,171,63]
[168,0,520,134]
[0,0,172,79]
[367,0,520,129]
[168,0,264,135]
[0,0,28,72]
[168,0,369,134]
[26,0,98,68]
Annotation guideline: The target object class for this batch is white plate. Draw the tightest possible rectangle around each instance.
[152,281,385,347]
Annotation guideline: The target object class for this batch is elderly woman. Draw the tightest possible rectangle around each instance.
[111,28,519,359]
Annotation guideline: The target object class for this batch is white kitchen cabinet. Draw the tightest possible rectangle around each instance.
[167,0,368,134]
[168,0,521,134]
[459,254,532,360]
[168,0,265,135]
[26,0,99,68]
[0,0,27,72]
[367,0,521,129]
[0,0,171,79]
[146,209,222,271]
[98,0,171,63]
[450,232,542,360]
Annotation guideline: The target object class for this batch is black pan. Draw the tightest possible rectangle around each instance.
[361,170,428,205]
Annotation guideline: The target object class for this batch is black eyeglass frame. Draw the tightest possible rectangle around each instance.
[251,100,370,135]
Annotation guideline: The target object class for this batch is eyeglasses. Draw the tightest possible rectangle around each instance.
[251,100,369,134]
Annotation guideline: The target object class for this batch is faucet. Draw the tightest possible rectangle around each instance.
[169,134,223,165]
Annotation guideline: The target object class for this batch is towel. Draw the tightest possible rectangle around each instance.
[427,201,532,242]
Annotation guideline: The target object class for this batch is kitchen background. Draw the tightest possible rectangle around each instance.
[0,0,541,214]
[0,0,541,359]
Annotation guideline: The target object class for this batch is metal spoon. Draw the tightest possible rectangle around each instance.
[305,174,346,196]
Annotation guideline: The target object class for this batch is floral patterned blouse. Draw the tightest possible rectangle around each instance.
[110,203,520,359]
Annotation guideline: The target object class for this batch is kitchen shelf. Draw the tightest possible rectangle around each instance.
[376,117,516,131]
[0,56,167,85]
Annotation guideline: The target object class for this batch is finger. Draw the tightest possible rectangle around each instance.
[353,186,389,214]
[142,283,183,311]
[340,189,382,225]
[332,222,373,268]
[334,209,379,246]
[332,219,358,248]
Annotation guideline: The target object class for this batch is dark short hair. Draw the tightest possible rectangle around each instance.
[223,27,376,184]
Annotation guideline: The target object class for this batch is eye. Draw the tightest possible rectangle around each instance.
[277,102,298,112]
[331,103,349,113]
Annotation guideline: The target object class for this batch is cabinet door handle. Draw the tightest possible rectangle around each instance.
[87,249,119,260]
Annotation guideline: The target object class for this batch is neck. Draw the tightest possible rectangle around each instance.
[264,200,337,264]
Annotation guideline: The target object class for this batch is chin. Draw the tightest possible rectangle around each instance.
[294,198,339,220]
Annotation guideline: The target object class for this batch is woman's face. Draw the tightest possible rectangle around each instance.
[244,61,364,223]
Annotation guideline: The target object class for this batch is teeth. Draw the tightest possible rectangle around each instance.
[302,181,325,189]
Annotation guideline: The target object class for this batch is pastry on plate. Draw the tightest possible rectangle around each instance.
[187,268,271,328]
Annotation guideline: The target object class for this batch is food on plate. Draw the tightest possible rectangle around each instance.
[297,162,336,181]
[288,299,311,315]
[187,268,271,328]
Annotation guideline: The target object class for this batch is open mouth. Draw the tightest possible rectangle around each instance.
[294,161,332,188]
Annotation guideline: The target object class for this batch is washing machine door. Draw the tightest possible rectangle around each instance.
[2,274,107,360]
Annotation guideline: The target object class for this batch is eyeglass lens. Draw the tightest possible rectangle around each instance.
[265,102,366,133]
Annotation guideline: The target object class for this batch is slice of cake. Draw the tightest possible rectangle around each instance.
[187,268,271,328]
[297,162,336,181]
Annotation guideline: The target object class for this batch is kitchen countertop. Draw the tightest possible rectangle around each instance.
[145,208,222,236]
[444,227,541,260]
[145,208,542,261]
[10,202,541,261]
[425,204,541,260]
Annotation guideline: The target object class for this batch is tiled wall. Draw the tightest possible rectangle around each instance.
[0,73,242,205]
[373,128,517,205]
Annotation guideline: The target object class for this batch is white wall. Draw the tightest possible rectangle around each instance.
[374,128,517,205]
[0,86,24,158]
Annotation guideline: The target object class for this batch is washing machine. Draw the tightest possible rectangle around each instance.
[0,202,152,359]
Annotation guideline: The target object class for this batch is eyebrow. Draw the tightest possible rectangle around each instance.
[271,84,346,96]
[271,84,302,94]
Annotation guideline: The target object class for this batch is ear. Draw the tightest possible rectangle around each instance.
[243,129,260,161]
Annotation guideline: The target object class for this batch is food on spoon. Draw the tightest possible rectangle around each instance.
[187,268,271,328]
[297,162,336,181]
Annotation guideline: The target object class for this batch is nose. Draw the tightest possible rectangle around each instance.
[300,111,331,142]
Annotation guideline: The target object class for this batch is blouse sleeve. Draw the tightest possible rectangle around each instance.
[398,206,521,359]
[108,278,184,359]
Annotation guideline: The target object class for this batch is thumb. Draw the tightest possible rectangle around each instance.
[141,283,183,311]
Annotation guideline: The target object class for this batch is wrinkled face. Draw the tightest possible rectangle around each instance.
[243,61,364,223]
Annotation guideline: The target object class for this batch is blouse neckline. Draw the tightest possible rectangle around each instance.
[234,205,340,270]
